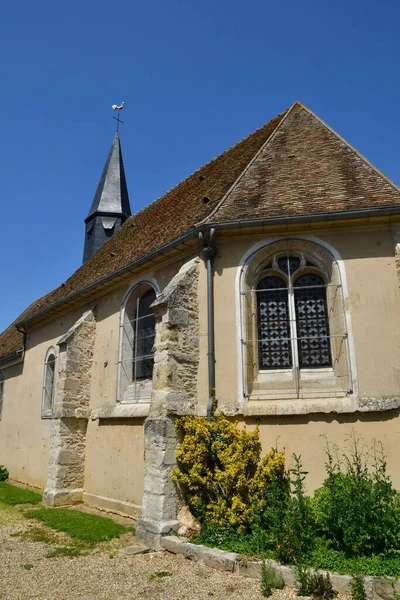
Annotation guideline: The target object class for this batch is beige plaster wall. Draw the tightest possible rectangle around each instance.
[202,226,400,411]
[0,306,86,488]
[82,258,190,507]
[0,256,188,505]
[194,225,400,490]
[242,411,400,492]
[84,419,145,509]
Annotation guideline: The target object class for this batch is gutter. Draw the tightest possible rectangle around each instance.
[0,346,25,369]
[16,203,400,329]
[199,229,217,421]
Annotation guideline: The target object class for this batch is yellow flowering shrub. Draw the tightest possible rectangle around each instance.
[173,414,287,533]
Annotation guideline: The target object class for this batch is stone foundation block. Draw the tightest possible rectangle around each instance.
[43,487,83,506]
[201,547,237,572]
[136,517,178,550]
[160,535,186,554]
[235,560,262,580]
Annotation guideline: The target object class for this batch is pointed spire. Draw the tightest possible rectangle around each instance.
[86,132,131,220]
[83,133,132,263]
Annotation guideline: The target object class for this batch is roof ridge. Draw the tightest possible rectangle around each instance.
[198,104,295,225]
[299,103,400,194]
[118,109,291,228]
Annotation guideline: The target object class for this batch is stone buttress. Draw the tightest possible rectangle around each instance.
[136,258,200,548]
[43,309,95,506]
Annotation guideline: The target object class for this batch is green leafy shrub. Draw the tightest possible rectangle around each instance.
[175,419,400,578]
[276,454,316,563]
[260,558,284,598]
[295,562,312,596]
[295,566,337,599]
[0,466,9,482]
[173,414,287,533]
[313,434,400,557]
[351,573,367,600]
[307,572,337,599]
[310,543,400,578]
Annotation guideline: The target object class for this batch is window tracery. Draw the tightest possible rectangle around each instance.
[240,240,352,399]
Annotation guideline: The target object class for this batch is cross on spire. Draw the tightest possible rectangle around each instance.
[111,101,125,132]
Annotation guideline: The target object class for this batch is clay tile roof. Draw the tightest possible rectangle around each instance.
[1,102,400,361]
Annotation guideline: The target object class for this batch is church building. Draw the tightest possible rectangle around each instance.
[0,102,399,548]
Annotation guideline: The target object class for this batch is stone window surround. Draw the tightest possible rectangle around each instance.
[235,235,362,417]
[116,275,160,406]
[41,346,56,419]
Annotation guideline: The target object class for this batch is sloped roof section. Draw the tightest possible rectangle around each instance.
[0,108,287,359]
[206,103,400,223]
[1,102,400,361]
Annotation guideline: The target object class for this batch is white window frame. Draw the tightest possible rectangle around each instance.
[237,237,357,402]
[42,347,56,419]
[117,279,159,404]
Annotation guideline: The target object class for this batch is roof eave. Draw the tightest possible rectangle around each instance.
[15,203,400,331]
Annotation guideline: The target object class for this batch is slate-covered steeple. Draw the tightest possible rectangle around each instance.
[83,132,131,263]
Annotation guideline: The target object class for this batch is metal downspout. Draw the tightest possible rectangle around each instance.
[199,228,217,421]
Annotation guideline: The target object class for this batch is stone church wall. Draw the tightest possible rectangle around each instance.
[202,224,400,492]
[0,305,89,490]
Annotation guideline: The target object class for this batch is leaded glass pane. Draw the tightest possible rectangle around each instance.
[294,274,332,368]
[134,288,156,380]
[257,276,292,369]
[277,256,300,275]
[43,354,55,414]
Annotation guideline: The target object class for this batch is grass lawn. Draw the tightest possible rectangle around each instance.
[0,482,42,505]
[25,507,133,544]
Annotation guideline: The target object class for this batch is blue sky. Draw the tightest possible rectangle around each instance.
[1,0,399,333]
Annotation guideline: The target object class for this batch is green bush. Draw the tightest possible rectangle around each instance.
[312,434,400,557]
[295,565,337,599]
[176,420,400,578]
[173,414,287,533]
[307,572,337,600]
[0,465,9,482]
[350,573,367,600]
[275,454,315,563]
[310,544,400,578]
[260,558,284,598]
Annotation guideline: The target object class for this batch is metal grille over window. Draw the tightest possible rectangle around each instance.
[294,274,332,368]
[0,373,4,418]
[42,351,55,418]
[257,276,292,369]
[119,283,156,403]
[240,244,353,399]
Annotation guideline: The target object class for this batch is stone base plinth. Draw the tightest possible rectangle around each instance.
[43,487,83,507]
[136,516,178,550]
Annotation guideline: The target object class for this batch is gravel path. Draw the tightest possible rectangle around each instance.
[0,505,340,600]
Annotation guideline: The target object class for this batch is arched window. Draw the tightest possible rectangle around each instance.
[257,262,332,371]
[241,240,352,399]
[0,372,4,419]
[42,348,56,418]
[118,282,157,403]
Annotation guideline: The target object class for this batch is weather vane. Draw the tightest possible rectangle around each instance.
[111,101,125,132]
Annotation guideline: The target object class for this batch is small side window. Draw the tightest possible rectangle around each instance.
[42,349,56,418]
[0,373,4,419]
